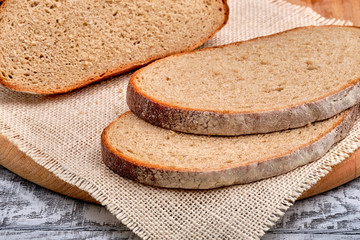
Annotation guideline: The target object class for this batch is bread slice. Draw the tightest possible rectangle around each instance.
[0,0,228,94]
[101,106,357,189]
[127,26,360,136]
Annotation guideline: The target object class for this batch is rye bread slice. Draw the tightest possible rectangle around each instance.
[101,106,357,189]
[127,26,360,135]
[0,0,228,94]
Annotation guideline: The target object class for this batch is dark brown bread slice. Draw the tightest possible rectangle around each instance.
[127,26,360,135]
[0,0,228,94]
[101,107,357,189]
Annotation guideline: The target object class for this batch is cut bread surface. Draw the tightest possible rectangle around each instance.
[102,107,357,189]
[0,0,228,94]
[128,26,360,135]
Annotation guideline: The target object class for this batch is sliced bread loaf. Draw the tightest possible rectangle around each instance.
[102,106,357,189]
[0,0,228,94]
[128,26,360,135]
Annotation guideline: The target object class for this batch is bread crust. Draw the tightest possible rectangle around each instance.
[127,26,360,135]
[101,106,358,189]
[0,0,229,94]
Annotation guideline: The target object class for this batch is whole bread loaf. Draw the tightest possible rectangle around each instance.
[0,0,228,94]
[127,26,360,135]
[102,106,357,189]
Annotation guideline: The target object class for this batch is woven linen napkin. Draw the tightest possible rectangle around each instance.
[1,0,359,239]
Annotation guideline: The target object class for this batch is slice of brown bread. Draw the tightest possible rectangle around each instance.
[0,0,228,94]
[128,26,360,135]
[101,106,357,189]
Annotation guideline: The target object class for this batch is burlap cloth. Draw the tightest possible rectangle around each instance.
[1,1,359,239]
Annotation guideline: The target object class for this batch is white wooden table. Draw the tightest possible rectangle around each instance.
[0,165,359,239]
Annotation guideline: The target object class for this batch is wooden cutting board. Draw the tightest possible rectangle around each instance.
[288,0,360,25]
[1,0,360,204]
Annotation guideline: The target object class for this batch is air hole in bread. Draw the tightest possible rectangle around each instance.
[30,1,39,8]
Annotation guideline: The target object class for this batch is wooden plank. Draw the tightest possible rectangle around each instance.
[0,231,140,240]
[263,233,360,240]
[1,164,359,239]
[0,165,137,239]
[3,231,360,240]
[287,0,360,25]
[270,178,360,235]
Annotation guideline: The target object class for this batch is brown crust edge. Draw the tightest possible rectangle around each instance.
[0,0,229,95]
[127,25,360,135]
[101,106,358,189]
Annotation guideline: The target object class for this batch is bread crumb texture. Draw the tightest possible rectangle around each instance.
[106,112,344,170]
[134,26,360,111]
[0,0,226,93]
